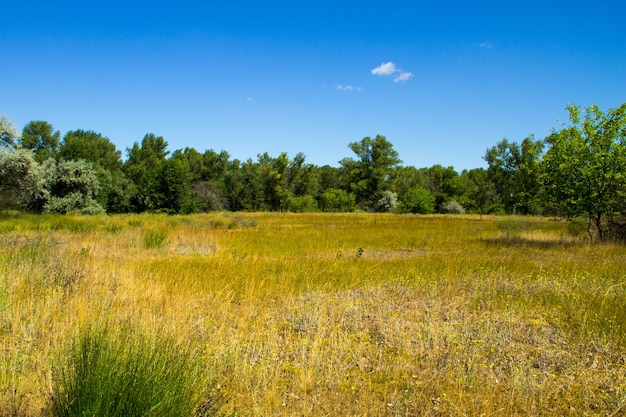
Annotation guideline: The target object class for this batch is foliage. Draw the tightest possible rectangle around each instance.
[400,185,435,214]
[484,136,544,214]
[319,188,356,212]
[0,148,45,210]
[60,130,132,212]
[123,133,170,212]
[340,135,401,209]
[542,104,626,240]
[38,159,104,214]
[153,158,194,214]
[456,168,500,213]
[49,323,208,417]
[440,199,465,214]
[60,129,123,172]
[192,181,229,211]
[0,114,19,148]
[286,195,318,212]
[420,164,459,211]
[19,120,61,162]
[376,190,398,212]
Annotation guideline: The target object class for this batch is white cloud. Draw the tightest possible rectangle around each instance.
[371,61,413,83]
[394,72,414,83]
[336,84,353,91]
[335,84,362,92]
[479,42,493,49]
[371,62,398,76]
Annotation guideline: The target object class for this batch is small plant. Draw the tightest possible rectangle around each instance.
[48,323,209,417]
[143,229,168,249]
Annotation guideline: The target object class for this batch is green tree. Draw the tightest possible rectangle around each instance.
[60,130,123,172]
[456,168,500,214]
[542,103,626,240]
[171,147,231,211]
[153,158,194,214]
[420,165,459,212]
[340,135,401,209]
[123,133,169,211]
[484,136,544,214]
[19,121,61,162]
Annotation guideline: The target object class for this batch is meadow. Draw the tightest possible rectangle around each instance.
[0,212,625,416]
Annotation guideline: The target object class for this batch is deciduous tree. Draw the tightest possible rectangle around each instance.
[542,103,626,240]
[341,135,401,209]
[19,121,61,162]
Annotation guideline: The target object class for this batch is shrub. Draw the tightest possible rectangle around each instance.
[319,188,356,212]
[400,186,435,214]
[440,199,465,214]
[48,323,209,417]
[377,190,398,212]
[286,195,318,213]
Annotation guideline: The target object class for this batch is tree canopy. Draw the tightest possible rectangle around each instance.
[542,104,626,240]
[2,103,626,242]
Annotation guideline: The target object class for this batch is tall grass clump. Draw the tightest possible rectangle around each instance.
[143,228,168,249]
[48,322,210,417]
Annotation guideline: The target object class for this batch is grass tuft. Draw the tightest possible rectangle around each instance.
[48,322,210,417]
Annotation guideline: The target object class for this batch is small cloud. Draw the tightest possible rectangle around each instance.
[479,42,493,49]
[371,61,398,76]
[336,84,362,92]
[394,72,413,83]
[245,97,254,102]
[371,61,413,83]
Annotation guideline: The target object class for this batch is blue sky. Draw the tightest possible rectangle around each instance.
[2,1,625,171]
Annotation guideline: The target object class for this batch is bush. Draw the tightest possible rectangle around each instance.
[440,199,465,214]
[377,190,398,212]
[319,188,356,212]
[48,323,209,417]
[400,186,435,214]
[286,195,318,213]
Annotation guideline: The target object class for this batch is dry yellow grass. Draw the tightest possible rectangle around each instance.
[1,212,625,416]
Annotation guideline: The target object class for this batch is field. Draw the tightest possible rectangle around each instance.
[1,212,625,416]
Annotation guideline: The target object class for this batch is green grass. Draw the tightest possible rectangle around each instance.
[49,322,209,417]
[0,212,625,416]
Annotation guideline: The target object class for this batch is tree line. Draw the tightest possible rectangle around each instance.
[1,103,625,240]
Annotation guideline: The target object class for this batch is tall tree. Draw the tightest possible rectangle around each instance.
[60,130,123,171]
[19,121,61,162]
[542,103,626,240]
[484,136,544,214]
[153,158,194,214]
[340,135,401,209]
[420,165,459,212]
[123,133,169,212]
